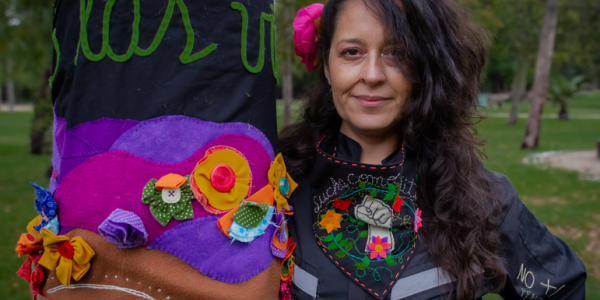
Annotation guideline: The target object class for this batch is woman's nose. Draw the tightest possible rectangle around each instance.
[360,53,386,85]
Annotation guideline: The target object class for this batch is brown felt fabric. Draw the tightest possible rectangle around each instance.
[41,229,280,300]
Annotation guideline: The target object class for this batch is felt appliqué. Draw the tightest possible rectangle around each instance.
[98,208,148,248]
[191,146,252,213]
[54,133,271,245]
[233,201,270,228]
[38,228,95,287]
[268,153,298,213]
[148,216,276,284]
[31,182,60,234]
[142,175,195,226]
[229,206,275,242]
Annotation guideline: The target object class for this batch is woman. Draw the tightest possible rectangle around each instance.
[280,0,586,299]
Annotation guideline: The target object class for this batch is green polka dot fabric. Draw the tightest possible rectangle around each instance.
[233,201,270,228]
[141,176,195,226]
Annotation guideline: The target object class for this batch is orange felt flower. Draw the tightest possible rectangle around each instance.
[268,153,298,213]
[319,210,342,233]
[38,228,95,287]
[15,216,44,257]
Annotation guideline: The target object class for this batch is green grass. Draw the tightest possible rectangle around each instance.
[1,92,599,299]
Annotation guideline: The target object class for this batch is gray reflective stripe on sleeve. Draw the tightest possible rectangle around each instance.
[391,267,453,300]
[292,265,318,298]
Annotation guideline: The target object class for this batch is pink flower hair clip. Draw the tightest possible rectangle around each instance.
[293,3,325,72]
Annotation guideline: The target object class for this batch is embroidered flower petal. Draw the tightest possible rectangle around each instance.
[268,153,298,213]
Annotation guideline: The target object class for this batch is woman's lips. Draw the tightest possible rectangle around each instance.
[354,95,390,107]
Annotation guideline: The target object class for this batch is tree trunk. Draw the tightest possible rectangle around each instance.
[558,102,568,120]
[0,83,3,105]
[508,57,529,125]
[7,79,16,114]
[522,0,559,149]
[31,67,53,155]
[282,3,294,127]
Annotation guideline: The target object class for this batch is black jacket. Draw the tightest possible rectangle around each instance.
[288,133,586,300]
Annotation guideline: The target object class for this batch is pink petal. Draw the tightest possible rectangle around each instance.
[379,251,387,259]
[367,243,376,251]
[375,236,382,244]
[370,251,378,260]
[381,243,391,250]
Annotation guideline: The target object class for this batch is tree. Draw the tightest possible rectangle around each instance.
[547,74,584,120]
[522,0,560,149]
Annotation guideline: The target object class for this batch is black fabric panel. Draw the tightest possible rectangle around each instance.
[51,0,278,151]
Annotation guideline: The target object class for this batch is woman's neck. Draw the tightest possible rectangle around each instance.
[339,122,399,165]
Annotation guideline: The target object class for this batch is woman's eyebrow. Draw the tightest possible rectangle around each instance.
[337,38,364,46]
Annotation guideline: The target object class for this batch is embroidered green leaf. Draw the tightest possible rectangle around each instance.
[335,233,343,242]
[388,183,395,192]
[385,257,397,266]
[358,230,368,238]
[327,242,338,250]
[355,262,367,270]
[357,220,366,226]
[383,193,394,202]
[323,234,334,242]
[362,256,371,267]
[339,239,348,247]
[335,250,346,258]
[359,181,366,189]
[349,216,357,223]
[390,227,399,232]
[370,190,377,198]
[345,242,353,252]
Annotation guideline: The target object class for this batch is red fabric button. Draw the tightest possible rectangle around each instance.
[57,241,75,259]
[210,164,236,192]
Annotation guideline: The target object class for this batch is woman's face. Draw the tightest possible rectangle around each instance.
[325,0,411,138]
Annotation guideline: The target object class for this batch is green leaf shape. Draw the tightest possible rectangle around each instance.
[357,220,366,226]
[339,239,348,247]
[358,230,368,238]
[349,216,357,223]
[359,181,366,189]
[233,201,269,228]
[141,177,195,226]
[385,257,397,266]
[324,235,334,242]
[355,262,367,270]
[345,242,353,252]
[281,257,292,277]
[335,233,343,242]
[328,243,338,250]
[388,183,396,192]
[335,250,346,258]
[370,190,377,198]
[362,256,371,267]
[383,193,394,202]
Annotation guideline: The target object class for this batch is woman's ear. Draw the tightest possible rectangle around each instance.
[324,62,331,85]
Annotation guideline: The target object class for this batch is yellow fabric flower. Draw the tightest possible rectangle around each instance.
[192,146,252,212]
[268,153,298,212]
[38,228,95,287]
[319,210,342,233]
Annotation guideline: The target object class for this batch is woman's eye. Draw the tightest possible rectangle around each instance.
[343,49,360,56]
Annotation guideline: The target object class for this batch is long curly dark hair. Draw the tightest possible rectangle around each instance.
[279,0,506,298]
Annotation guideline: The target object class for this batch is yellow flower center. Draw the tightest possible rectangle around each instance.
[375,245,383,253]
[326,217,334,223]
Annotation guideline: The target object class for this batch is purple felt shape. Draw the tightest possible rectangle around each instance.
[110,115,274,163]
[271,213,287,258]
[53,134,272,245]
[54,115,140,180]
[52,112,64,177]
[98,209,148,248]
[148,216,275,283]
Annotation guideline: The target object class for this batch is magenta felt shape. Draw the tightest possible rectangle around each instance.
[148,216,275,283]
[293,3,324,72]
[110,115,274,163]
[53,134,271,245]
